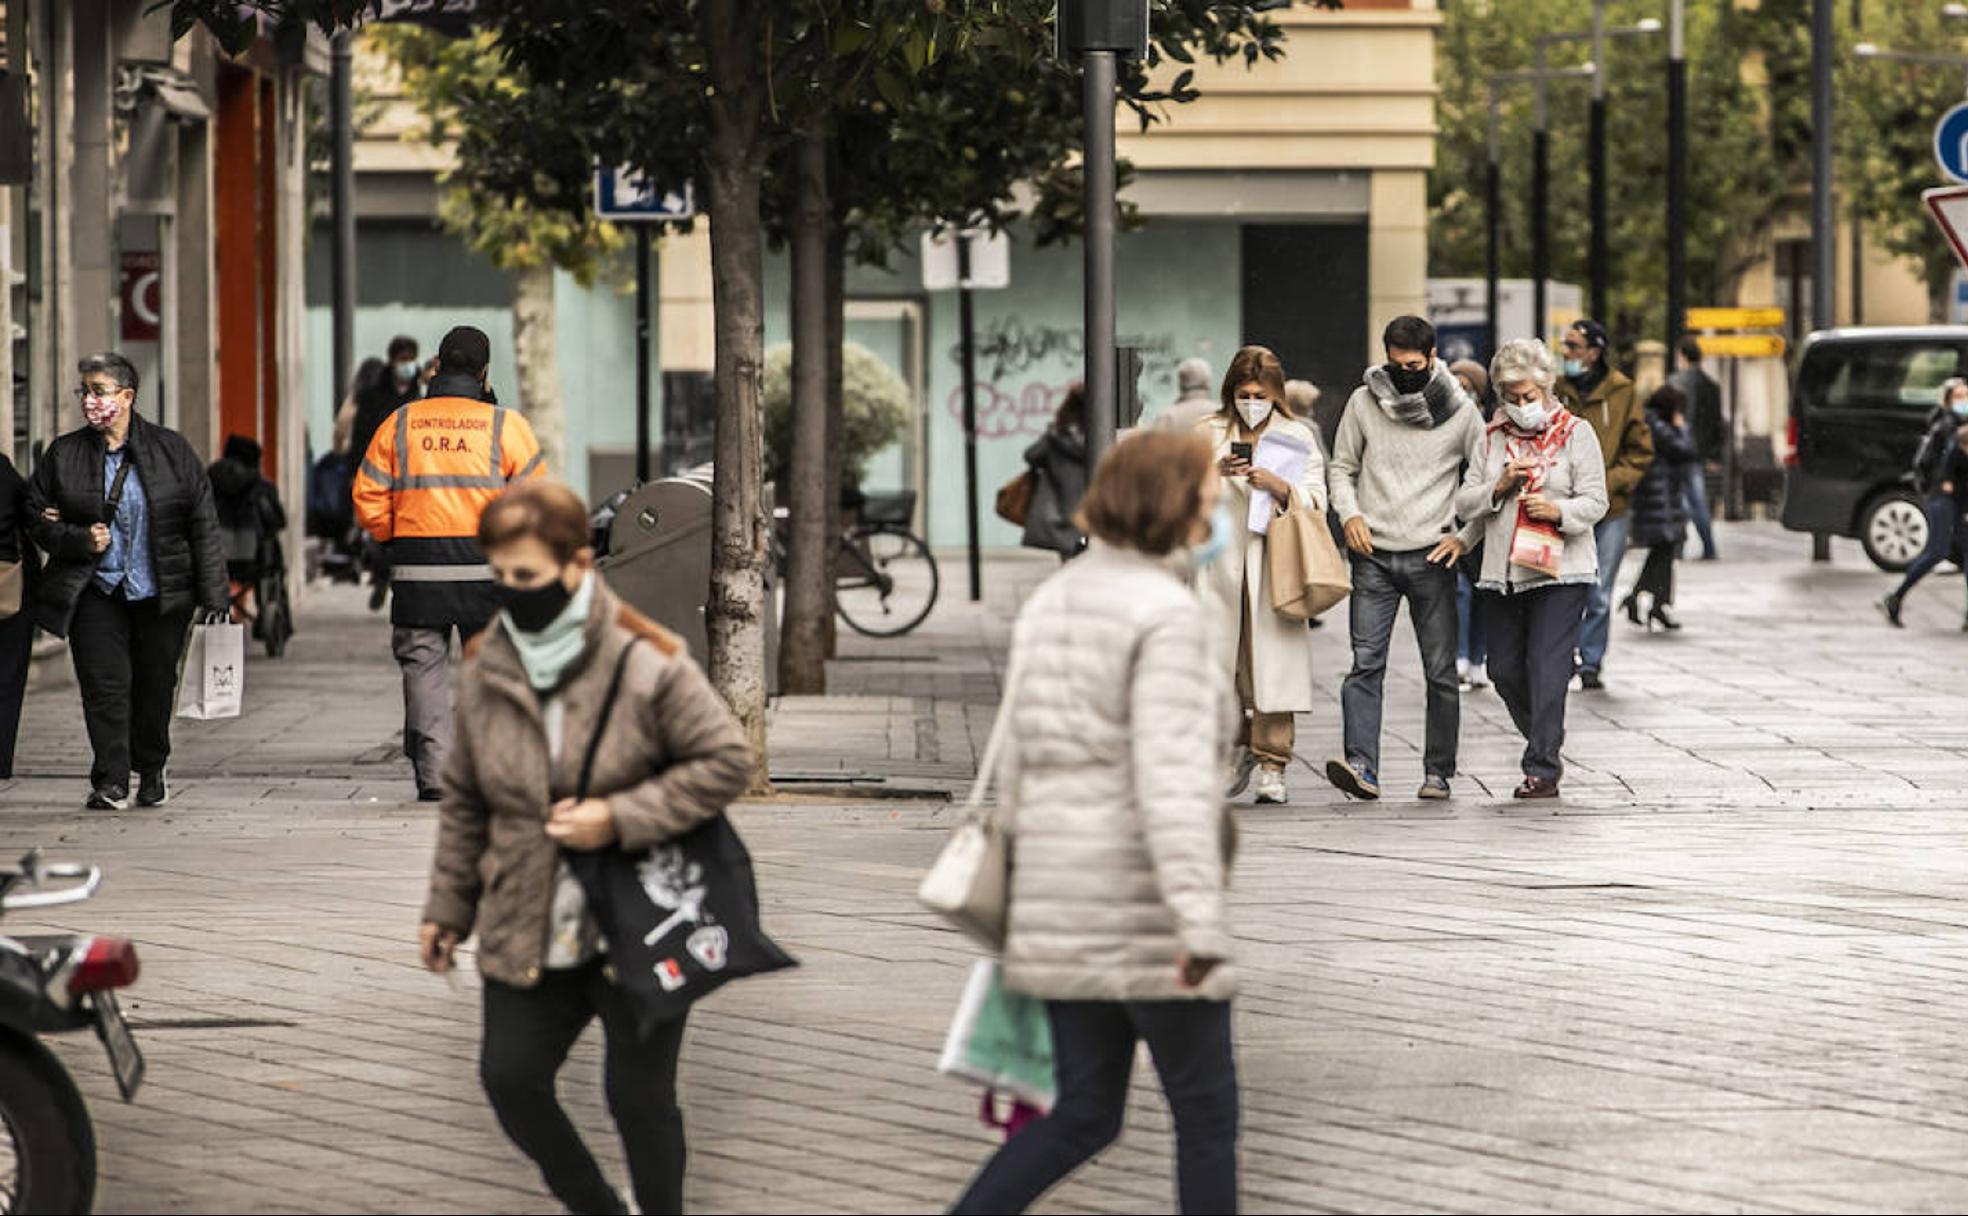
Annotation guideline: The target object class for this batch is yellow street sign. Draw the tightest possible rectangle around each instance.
[1684,306,1787,331]
[1695,333,1788,359]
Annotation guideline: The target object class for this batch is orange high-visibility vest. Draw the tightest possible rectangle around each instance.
[354,394,546,629]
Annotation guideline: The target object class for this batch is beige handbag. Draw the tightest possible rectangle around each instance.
[1266,507,1351,620]
[917,652,1024,950]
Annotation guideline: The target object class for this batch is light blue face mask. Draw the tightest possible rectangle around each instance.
[1192,499,1236,569]
[1562,358,1587,379]
[1952,399,1968,420]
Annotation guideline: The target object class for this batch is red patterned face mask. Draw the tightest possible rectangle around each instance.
[82,394,124,430]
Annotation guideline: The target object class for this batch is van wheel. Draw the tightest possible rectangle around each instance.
[1861,492,1929,573]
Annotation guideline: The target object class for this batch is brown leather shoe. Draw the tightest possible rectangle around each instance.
[1513,776,1560,800]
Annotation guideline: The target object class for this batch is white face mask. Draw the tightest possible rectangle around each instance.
[1235,396,1273,430]
[1503,397,1548,432]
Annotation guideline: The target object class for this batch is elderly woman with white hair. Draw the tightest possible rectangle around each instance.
[1454,339,1608,799]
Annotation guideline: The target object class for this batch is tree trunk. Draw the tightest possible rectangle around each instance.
[822,212,847,659]
[779,122,833,695]
[511,263,563,475]
[700,4,772,794]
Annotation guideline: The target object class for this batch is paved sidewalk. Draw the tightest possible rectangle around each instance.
[2,526,1968,1212]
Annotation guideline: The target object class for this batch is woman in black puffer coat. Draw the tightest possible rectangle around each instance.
[1621,383,1699,631]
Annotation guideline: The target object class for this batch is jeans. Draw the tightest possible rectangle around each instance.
[1893,494,1963,600]
[1341,549,1460,778]
[1483,584,1589,781]
[1577,514,1630,675]
[1677,464,1717,558]
[69,584,192,789]
[952,999,1238,1216]
[392,625,462,791]
[1455,554,1487,667]
[481,960,688,1216]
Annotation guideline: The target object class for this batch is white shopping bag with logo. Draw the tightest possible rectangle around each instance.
[175,622,245,720]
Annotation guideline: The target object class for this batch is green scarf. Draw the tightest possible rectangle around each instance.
[504,572,596,691]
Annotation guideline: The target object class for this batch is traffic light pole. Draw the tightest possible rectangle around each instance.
[1083,48,1118,464]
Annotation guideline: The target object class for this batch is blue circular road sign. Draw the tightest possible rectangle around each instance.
[1936,103,1968,184]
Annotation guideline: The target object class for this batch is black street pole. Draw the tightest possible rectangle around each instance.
[958,235,982,603]
[330,31,355,402]
[1666,0,1687,352]
[1083,49,1119,462]
[1532,127,1550,348]
[1810,0,1836,334]
[634,224,651,484]
[1485,154,1501,360]
[1589,1,1608,323]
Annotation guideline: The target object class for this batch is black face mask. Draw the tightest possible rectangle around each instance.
[1387,363,1432,396]
[499,577,575,633]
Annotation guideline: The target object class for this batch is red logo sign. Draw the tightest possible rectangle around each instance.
[120,251,161,342]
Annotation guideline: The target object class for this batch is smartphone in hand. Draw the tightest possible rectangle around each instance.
[1230,442,1253,463]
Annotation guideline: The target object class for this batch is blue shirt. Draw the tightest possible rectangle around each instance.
[94,449,157,601]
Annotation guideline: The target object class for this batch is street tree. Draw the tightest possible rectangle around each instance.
[1838,2,1968,321]
[1431,0,1809,356]
[368,25,624,477]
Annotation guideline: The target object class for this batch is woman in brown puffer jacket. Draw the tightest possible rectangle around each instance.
[418,480,750,1216]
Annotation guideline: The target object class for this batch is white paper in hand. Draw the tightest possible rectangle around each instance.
[1247,428,1313,535]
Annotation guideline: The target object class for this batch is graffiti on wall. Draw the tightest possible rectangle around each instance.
[946,318,1191,439]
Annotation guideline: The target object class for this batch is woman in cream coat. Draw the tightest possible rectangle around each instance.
[1193,345,1327,805]
[953,431,1240,1216]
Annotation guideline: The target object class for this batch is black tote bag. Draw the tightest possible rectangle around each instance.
[564,642,796,1036]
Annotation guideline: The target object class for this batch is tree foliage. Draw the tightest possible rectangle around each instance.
[1433,0,1812,354]
[1838,1,1968,319]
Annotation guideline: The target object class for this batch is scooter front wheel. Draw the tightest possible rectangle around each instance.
[0,1029,96,1214]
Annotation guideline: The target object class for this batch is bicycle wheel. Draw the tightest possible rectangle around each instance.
[835,528,939,637]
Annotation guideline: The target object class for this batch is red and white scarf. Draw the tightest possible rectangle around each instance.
[1489,405,1579,493]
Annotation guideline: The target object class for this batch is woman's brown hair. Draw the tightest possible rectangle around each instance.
[1075,432,1215,557]
[478,480,592,563]
[1219,344,1293,418]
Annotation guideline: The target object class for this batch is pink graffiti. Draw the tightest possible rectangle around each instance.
[947,381,1073,441]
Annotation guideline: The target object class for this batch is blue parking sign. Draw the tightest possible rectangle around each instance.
[1935,104,1968,185]
[594,165,694,221]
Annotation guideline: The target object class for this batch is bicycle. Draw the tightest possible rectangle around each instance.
[771,491,940,638]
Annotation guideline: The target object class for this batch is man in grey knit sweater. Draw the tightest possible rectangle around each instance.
[1326,315,1484,801]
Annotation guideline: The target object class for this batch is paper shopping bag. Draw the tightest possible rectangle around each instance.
[937,959,1055,1111]
[175,622,245,720]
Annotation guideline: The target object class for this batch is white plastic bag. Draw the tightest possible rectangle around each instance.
[175,622,244,720]
[936,959,1055,1110]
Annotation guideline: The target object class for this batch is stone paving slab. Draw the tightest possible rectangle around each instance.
[0,525,1967,1212]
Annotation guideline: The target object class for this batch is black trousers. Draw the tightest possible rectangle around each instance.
[1482,583,1590,781]
[481,960,688,1216]
[69,584,192,789]
[952,999,1239,1216]
[1631,542,1677,606]
[0,604,32,780]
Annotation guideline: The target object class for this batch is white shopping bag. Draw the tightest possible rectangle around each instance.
[175,622,245,720]
[937,959,1055,1110]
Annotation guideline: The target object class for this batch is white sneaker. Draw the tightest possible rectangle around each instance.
[1224,748,1258,798]
[1467,662,1488,689]
[1254,766,1288,805]
[1456,657,1470,680]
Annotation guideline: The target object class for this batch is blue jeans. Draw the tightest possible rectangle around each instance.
[1341,549,1460,778]
[952,999,1238,1215]
[1893,495,1962,599]
[1456,556,1487,667]
[1577,514,1630,676]
[1677,465,1717,558]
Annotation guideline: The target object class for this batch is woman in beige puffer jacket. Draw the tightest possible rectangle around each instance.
[953,432,1241,1216]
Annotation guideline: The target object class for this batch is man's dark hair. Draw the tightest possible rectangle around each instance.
[387,335,419,360]
[1382,315,1436,355]
[78,352,139,395]
[436,325,491,375]
[1676,335,1703,365]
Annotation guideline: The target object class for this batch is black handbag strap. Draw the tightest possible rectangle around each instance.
[104,451,135,518]
[576,639,641,801]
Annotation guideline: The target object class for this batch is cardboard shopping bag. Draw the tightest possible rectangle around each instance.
[175,622,245,720]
